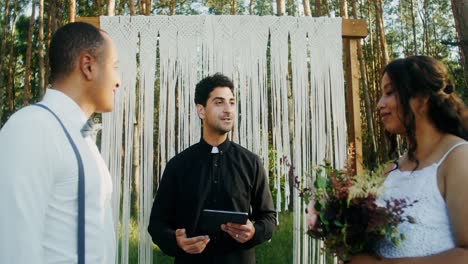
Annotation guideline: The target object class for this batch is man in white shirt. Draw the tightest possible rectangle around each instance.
[0,22,120,263]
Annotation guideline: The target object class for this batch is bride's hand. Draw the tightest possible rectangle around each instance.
[306,199,318,230]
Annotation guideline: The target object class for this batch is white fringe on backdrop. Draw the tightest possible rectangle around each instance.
[100,15,346,264]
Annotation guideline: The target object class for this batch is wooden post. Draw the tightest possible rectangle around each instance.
[343,38,363,175]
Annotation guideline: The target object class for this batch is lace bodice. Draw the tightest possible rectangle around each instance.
[375,142,468,258]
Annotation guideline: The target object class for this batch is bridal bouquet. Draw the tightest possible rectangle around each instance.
[289,146,416,260]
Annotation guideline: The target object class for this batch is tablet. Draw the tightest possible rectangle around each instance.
[199,209,248,234]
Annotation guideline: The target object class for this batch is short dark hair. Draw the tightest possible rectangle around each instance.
[49,22,106,83]
[194,73,234,106]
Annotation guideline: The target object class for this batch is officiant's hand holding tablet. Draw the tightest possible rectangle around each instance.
[199,209,255,243]
[200,209,248,234]
[221,218,256,244]
[198,209,254,244]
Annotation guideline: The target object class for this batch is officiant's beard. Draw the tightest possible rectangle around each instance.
[204,119,234,136]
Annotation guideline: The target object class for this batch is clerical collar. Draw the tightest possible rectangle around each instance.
[200,137,231,154]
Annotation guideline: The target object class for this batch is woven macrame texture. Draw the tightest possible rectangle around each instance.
[100,15,345,264]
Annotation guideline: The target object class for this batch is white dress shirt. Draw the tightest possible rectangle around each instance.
[0,89,116,264]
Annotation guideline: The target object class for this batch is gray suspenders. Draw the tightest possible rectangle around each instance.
[34,104,85,264]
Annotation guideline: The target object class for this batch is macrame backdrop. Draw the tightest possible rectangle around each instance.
[100,15,346,264]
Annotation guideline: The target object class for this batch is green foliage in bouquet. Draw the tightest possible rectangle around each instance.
[290,146,416,261]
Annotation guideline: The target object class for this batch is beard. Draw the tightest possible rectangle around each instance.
[204,118,234,135]
[214,122,234,134]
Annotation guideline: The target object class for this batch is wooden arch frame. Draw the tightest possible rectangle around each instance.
[76,16,368,174]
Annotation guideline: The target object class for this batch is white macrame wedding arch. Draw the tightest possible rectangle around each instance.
[98,15,348,264]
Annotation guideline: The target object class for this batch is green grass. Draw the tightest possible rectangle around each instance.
[121,212,294,264]
[256,212,293,263]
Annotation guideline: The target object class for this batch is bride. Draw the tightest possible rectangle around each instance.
[308,56,468,263]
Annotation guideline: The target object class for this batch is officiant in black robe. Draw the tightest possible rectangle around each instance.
[148,73,276,264]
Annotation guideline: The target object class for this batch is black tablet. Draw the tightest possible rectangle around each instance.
[199,209,248,234]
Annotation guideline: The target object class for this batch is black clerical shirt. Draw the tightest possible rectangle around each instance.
[148,138,276,264]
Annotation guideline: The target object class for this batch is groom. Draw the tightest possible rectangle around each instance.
[0,22,120,263]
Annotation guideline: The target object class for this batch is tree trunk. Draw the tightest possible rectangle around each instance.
[38,0,45,95]
[45,0,56,86]
[129,0,135,15]
[145,0,151,15]
[340,0,348,18]
[0,0,11,122]
[451,0,468,86]
[142,0,146,15]
[399,1,407,56]
[249,0,254,15]
[276,0,285,16]
[423,0,430,55]
[138,0,143,15]
[409,0,417,55]
[96,0,103,15]
[107,0,115,16]
[0,0,11,73]
[374,0,389,67]
[56,0,63,28]
[6,0,17,113]
[169,0,175,15]
[303,0,311,16]
[131,122,140,217]
[314,0,321,16]
[323,0,330,16]
[69,0,76,22]
[231,0,237,15]
[287,70,294,211]
[23,0,36,105]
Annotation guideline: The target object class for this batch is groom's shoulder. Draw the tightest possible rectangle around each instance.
[1,105,54,132]
[0,105,60,149]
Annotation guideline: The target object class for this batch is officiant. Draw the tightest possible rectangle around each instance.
[148,73,276,264]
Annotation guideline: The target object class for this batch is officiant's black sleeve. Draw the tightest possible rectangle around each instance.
[240,155,276,249]
[147,158,183,257]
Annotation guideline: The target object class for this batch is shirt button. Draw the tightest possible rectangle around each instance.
[214,163,218,167]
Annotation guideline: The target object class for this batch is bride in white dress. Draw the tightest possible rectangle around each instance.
[343,56,468,263]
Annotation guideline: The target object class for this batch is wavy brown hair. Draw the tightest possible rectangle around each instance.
[383,56,468,168]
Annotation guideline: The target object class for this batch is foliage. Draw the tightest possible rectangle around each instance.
[253,0,274,16]
[154,0,200,15]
